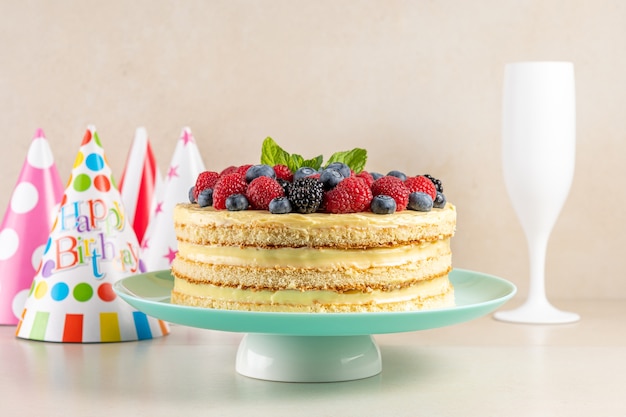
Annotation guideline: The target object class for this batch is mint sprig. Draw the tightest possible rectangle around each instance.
[260,137,367,173]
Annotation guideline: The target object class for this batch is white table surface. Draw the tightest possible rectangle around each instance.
[1,299,625,417]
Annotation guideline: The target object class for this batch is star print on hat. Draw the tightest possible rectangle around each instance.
[0,129,63,325]
[140,127,205,272]
[16,127,169,342]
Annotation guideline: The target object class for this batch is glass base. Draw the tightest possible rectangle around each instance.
[494,299,580,324]
[235,334,382,382]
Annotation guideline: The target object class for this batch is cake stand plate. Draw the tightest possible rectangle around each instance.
[113,269,516,382]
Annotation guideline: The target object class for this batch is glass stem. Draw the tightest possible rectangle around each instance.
[526,232,550,305]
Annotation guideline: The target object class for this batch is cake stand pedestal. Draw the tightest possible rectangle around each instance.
[236,334,381,382]
[114,269,515,383]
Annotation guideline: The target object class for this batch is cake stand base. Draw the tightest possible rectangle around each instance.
[235,334,382,382]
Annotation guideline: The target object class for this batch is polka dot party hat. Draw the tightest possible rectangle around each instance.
[0,129,63,325]
[16,127,169,342]
[140,127,205,272]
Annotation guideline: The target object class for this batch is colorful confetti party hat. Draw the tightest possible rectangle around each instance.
[0,129,64,325]
[119,127,162,244]
[140,127,205,272]
[16,127,169,342]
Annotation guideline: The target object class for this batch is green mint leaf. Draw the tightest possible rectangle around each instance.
[287,154,304,172]
[261,137,290,166]
[301,155,323,170]
[326,148,367,173]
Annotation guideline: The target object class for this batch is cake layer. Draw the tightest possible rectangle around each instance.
[171,240,452,291]
[170,274,455,313]
[173,203,456,249]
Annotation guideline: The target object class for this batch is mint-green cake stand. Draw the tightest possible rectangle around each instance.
[114,269,515,382]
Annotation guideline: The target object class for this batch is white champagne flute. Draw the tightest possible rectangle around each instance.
[494,61,580,324]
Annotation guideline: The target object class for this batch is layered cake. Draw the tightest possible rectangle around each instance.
[170,138,456,312]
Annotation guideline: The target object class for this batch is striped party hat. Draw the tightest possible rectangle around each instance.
[0,129,63,325]
[119,127,162,245]
[16,127,169,342]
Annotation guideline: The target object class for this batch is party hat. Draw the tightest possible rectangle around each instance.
[140,127,205,272]
[16,127,169,342]
[0,129,64,325]
[119,127,162,244]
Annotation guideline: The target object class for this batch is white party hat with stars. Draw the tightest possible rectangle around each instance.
[16,127,169,342]
[140,127,205,272]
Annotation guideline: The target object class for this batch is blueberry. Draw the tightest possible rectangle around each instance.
[325,162,351,178]
[387,170,407,181]
[197,188,213,207]
[269,196,293,214]
[433,192,447,208]
[189,186,196,203]
[370,172,384,180]
[225,194,248,211]
[319,168,344,190]
[370,195,397,214]
[245,164,276,183]
[293,167,318,181]
[408,192,433,212]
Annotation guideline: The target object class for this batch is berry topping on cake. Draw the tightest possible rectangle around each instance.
[193,171,220,200]
[225,194,249,211]
[213,172,248,210]
[246,176,285,210]
[408,192,434,212]
[424,174,443,193]
[324,177,373,214]
[188,138,448,215]
[320,168,344,190]
[245,164,277,183]
[197,188,214,208]
[404,175,437,200]
[370,176,410,211]
[370,195,397,214]
[273,164,293,181]
[288,177,324,214]
[269,196,293,214]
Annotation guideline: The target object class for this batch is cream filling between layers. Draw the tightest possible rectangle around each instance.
[176,239,450,269]
[173,274,453,306]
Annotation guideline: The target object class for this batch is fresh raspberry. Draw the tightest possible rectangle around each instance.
[213,172,248,210]
[273,164,293,182]
[370,176,409,211]
[356,171,374,187]
[193,171,220,201]
[220,166,238,176]
[236,164,254,176]
[246,176,285,210]
[324,177,372,213]
[404,175,437,200]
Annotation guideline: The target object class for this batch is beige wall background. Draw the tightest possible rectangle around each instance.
[1,0,624,300]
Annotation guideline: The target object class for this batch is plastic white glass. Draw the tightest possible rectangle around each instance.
[494,62,580,324]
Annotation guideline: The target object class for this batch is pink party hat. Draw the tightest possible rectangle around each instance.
[140,127,205,272]
[0,129,64,325]
[16,127,169,342]
[119,127,162,244]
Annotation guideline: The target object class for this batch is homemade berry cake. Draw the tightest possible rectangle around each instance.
[170,138,456,312]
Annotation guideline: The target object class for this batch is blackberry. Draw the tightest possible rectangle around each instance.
[288,177,324,213]
[277,178,291,195]
[424,174,443,193]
